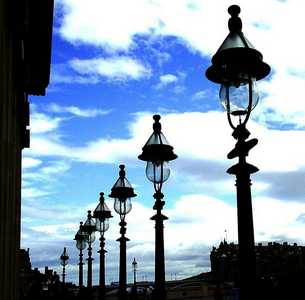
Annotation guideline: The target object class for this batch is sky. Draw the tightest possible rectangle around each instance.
[21,0,305,285]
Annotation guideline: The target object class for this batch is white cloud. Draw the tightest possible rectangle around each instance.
[22,157,42,169]
[156,74,178,89]
[56,0,305,127]
[69,56,151,81]
[22,161,71,200]
[51,72,100,85]
[47,103,111,117]
[57,0,292,61]
[31,223,77,236]
[192,90,209,100]
[24,110,305,173]
[255,72,305,128]
[30,112,62,134]
[22,193,305,283]
[23,110,305,207]
[21,188,51,199]
[58,0,161,52]
[254,196,305,242]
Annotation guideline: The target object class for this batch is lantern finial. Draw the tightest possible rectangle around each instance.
[228,5,242,33]
[119,165,125,178]
[153,115,161,133]
[228,5,240,17]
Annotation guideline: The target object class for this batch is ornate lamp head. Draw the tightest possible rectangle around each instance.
[109,165,136,221]
[206,5,270,127]
[138,115,177,191]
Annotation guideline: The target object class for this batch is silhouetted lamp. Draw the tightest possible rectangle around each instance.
[60,247,69,284]
[138,114,177,300]
[109,164,136,300]
[132,258,138,285]
[139,115,177,191]
[93,192,113,299]
[132,258,138,298]
[83,210,96,289]
[206,4,270,128]
[74,222,87,287]
[205,5,270,300]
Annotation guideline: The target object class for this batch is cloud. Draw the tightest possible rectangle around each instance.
[22,157,42,169]
[24,110,305,189]
[47,103,111,117]
[253,196,305,243]
[22,195,236,282]
[57,0,226,55]
[69,56,151,81]
[55,0,305,128]
[254,169,305,202]
[21,188,51,200]
[156,74,178,89]
[22,160,71,200]
[192,90,209,100]
[22,193,305,283]
[50,64,100,84]
[30,112,62,134]
[255,72,305,128]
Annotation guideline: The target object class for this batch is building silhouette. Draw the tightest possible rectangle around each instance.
[0,1,54,299]
[210,240,305,283]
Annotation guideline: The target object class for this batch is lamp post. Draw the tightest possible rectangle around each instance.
[138,114,177,300]
[74,222,87,287]
[109,165,136,300]
[132,258,138,299]
[60,247,69,284]
[93,192,113,299]
[205,5,270,300]
[83,210,97,289]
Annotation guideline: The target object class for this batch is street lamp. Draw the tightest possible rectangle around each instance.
[83,210,97,289]
[93,192,113,299]
[74,221,87,287]
[205,5,270,300]
[132,258,138,299]
[138,114,177,300]
[109,164,136,300]
[60,247,69,284]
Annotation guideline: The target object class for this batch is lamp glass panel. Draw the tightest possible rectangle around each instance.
[95,218,110,233]
[146,161,170,184]
[114,197,132,215]
[76,239,86,250]
[219,77,258,116]
[86,232,95,243]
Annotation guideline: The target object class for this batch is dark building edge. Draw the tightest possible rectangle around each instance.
[0,1,54,299]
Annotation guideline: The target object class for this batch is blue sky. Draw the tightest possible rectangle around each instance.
[21,0,305,285]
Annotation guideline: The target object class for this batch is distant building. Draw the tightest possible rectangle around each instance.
[0,1,53,299]
[210,240,305,283]
[19,248,66,299]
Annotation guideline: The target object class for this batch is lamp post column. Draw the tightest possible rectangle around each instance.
[227,125,257,299]
[87,241,93,289]
[62,265,66,284]
[151,191,167,300]
[117,221,129,300]
[109,165,136,300]
[79,249,84,287]
[60,247,69,285]
[99,236,106,299]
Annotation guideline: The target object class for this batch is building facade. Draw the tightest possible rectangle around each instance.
[210,240,305,283]
[0,1,54,299]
